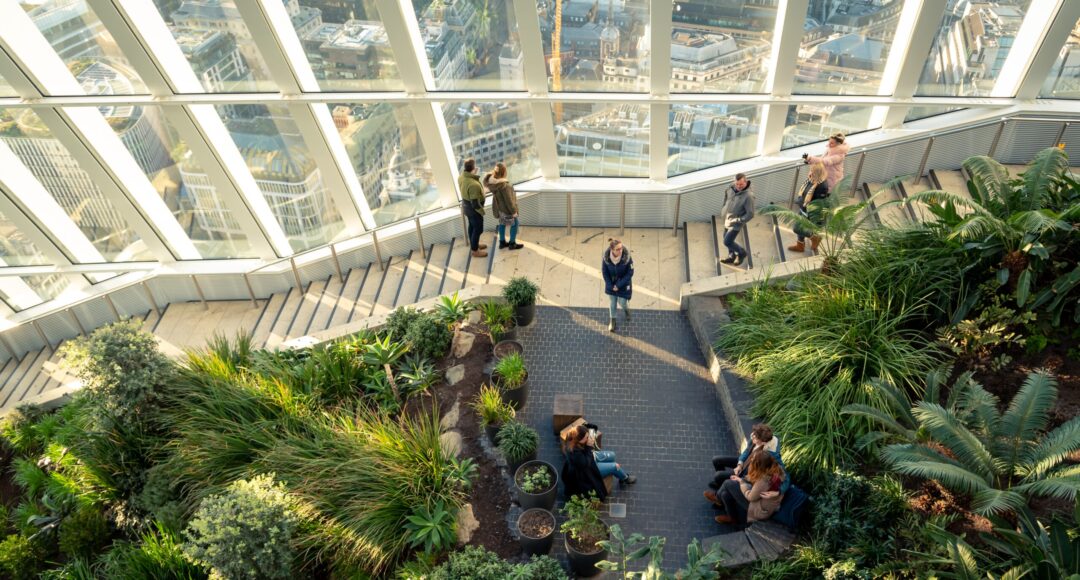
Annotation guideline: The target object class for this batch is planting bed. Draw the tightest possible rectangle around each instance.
[971,342,1080,429]
[518,509,554,538]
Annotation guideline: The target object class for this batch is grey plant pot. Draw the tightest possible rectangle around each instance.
[565,529,609,577]
[515,303,536,327]
[514,460,559,511]
[517,508,556,556]
[497,372,529,411]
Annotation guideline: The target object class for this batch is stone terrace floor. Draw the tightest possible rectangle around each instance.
[515,306,735,571]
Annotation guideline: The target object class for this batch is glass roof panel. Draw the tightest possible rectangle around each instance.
[781,104,877,150]
[292,0,403,91]
[555,103,649,177]
[542,0,650,92]
[669,1,774,94]
[792,0,902,95]
[215,104,346,251]
[328,103,440,227]
[0,73,15,97]
[0,205,49,268]
[0,205,74,310]
[668,104,760,177]
[915,0,1033,97]
[905,105,966,123]
[1039,17,1080,99]
[23,0,148,96]
[0,108,152,262]
[412,0,525,91]
[444,102,540,183]
[154,0,277,93]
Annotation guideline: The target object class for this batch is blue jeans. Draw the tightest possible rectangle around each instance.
[594,450,628,481]
[723,227,746,258]
[608,295,628,319]
[497,217,518,243]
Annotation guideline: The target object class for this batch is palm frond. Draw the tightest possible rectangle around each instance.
[905,189,997,220]
[1059,202,1080,222]
[883,457,992,496]
[1006,209,1072,236]
[913,403,997,478]
[998,372,1057,471]
[963,155,1012,207]
[841,403,913,440]
[957,380,1001,436]
[1018,415,1080,480]
[949,215,1005,243]
[1022,146,1069,209]
[970,488,1028,516]
[1010,475,1080,503]
[882,443,965,469]
[761,204,817,233]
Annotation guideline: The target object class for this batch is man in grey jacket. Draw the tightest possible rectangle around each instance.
[720,173,755,266]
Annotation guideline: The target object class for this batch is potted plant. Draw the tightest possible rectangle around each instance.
[503,277,540,327]
[493,352,528,410]
[477,300,518,343]
[561,492,609,577]
[496,420,538,474]
[472,384,515,442]
[514,460,558,511]
[516,508,556,557]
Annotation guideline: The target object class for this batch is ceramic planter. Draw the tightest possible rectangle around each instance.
[514,303,536,327]
[497,371,528,410]
[565,528,609,577]
[492,339,523,360]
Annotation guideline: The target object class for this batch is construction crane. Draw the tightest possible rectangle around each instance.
[551,0,563,123]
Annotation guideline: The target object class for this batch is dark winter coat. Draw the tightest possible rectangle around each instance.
[561,446,608,501]
[722,181,755,230]
[601,247,633,299]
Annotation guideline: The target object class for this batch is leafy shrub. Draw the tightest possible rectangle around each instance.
[385,307,425,340]
[598,524,724,579]
[404,500,456,554]
[503,277,540,307]
[813,472,909,563]
[182,474,298,580]
[0,534,43,580]
[405,313,453,360]
[823,559,872,580]
[472,384,515,427]
[99,523,209,580]
[560,493,606,552]
[937,283,1034,371]
[58,506,110,559]
[518,555,568,579]
[0,405,47,455]
[496,421,538,464]
[430,545,512,579]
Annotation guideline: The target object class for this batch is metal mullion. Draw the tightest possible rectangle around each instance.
[531,102,560,180]
[1014,1,1080,100]
[85,0,173,95]
[877,0,949,128]
[992,0,1067,98]
[649,103,669,181]
[757,0,809,155]
[111,0,205,92]
[411,101,463,208]
[649,0,673,97]
[512,0,559,180]
[233,0,312,93]
[376,0,436,93]
[0,189,74,268]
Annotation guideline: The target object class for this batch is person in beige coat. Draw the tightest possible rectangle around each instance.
[482,162,523,250]
[804,132,850,190]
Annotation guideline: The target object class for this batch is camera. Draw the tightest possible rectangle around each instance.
[801,152,809,160]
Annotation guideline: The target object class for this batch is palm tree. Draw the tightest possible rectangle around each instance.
[878,371,1080,516]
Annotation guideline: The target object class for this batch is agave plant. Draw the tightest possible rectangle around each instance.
[879,371,1080,516]
[904,148,1080,316]
[359,335,410,404]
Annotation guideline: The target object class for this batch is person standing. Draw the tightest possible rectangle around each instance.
[788,163,829,253]
[804,131,849,190]
[602,238,633,332]
[458,158,488,258]
[483,162,523,250]
[720,173,755,267]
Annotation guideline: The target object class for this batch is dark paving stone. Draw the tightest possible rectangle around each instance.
[516,307,735,571]
[746,521,797,562]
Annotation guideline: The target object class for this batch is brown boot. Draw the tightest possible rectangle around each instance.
[714,514,734,524]
[810,235,822,252]
[787,241,805,252]
[703,490,721,506]
[478,243,488,250]
[471,250,488,258]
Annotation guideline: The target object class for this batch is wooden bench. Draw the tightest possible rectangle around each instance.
[552,393,584,435]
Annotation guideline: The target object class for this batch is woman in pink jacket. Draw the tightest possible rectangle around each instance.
[804,132,850,190]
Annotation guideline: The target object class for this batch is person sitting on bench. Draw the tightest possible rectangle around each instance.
[561,423,636,501]
[712,449,788,528]
[707,423,782,492]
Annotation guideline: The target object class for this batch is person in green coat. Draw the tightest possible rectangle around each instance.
[458,158,487,257]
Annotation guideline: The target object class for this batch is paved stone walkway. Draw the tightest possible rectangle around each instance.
[516,306,735,571]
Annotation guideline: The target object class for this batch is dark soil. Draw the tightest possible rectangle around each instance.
[518,509,554,539]
[908,479,992,539]
[514,463,554,493]
[493,340,523,359]
[566,530,606,556]
[968,342,1080,430]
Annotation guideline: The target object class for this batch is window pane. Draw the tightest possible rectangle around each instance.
[24,0,148,96]
[94,106,256,259]
[0,275,72,311]
[216,104,346,252]
[670,2,775,93]
[0,73,14,97]
[1040,17,1080,98]
[330,103,440,226]
[0,108,151,262]
[0,206,50,267]
[294,0,402,91]
[555,103,649,177]
[155,0,277,92]
[781,104,876,150]
[444,102,540,184]
[412,0,524,90]
[793,0,903,95]
[915,1,1033,97]
[668,104,760,176]
[904,105,965,123]
[542,0,650,92]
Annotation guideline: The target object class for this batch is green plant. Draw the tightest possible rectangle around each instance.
[497,421,538,464]
[560,492,607,553]
[182,473,299,580]
[98,523,209,579]
[0,405,47,456]
[937,282,1034,370]
[516,555,569,579]
[597,524,725,579]
[359,334,411,405]
[39,558,95,580]
[519,464,553,494]
[405,313,453,360]
[0,534,43,580]
[430,545,513,579]
[812,472,910,566]
[405,499,457,554]
[435,291,474,324]
[503,277,540,308]
[477,299,514,327]
[385,307,425,340]
[57,506,110,559]
[397,354,440,398]
[394,553,438,579]
[471,384,515,426]
[493,352,527,389]
[881,371,1080,515]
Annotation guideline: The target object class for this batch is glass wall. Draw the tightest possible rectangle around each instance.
[0,73,14,98]
[554,103,649,177]
[23,0,148,96]
[915,0,1033,97]
[669,1,775,93]
[781,104,876,150]
[444,102,540,183]
[0,108,151,262]
[329,103,440,226]
[215,104,346,251]
[1040,18,1080,99]
[153,0,276,93]
[541,0,650,92]
[412,0,524,91]
[793,0,903,95]
[668,104,760,176]
[292,0,403,91]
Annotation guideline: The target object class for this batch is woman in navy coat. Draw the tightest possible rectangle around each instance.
[602,238,633,332]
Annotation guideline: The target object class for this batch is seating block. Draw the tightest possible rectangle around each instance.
[553,393,584,435]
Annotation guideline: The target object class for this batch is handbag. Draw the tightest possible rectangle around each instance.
[499,214,516,226]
